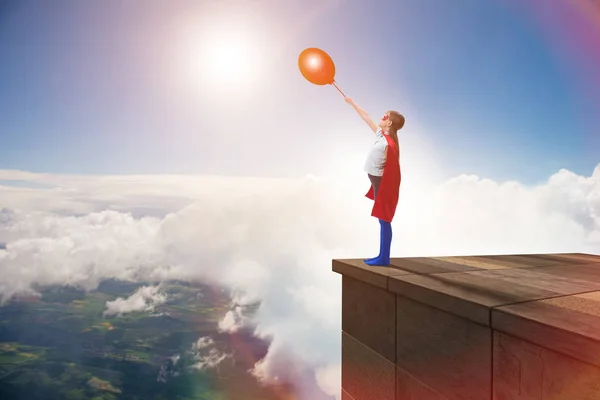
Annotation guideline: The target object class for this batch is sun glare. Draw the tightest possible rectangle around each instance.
[201,35,254,83]
[180,10,267,97]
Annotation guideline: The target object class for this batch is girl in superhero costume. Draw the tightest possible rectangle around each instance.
[345,97,404,266]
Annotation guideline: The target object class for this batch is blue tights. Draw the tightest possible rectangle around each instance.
[364,219,392,266]
[364,177,392,266]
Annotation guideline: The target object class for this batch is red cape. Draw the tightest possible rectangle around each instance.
[365,133,401,223]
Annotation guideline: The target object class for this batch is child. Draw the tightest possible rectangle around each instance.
[345,97,404,266]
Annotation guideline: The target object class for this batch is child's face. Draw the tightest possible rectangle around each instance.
[377,112,392,129]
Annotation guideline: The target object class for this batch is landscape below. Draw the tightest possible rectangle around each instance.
[0,280,287,400]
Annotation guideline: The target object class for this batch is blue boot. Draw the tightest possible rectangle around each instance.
[364,219,385,262]
[364,219,392,266]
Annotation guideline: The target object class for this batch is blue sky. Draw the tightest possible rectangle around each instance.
[1,0,598,185]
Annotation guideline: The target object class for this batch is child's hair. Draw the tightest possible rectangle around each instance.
[387,110,405,151]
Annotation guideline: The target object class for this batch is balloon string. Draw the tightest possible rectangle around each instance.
[332,81,345,97]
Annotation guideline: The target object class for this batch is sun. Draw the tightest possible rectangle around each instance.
[199,34,255,84]
[180,11,266,96]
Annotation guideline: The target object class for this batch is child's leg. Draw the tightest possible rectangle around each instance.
[364,219,392,266]
[364,174,382,262]
[364,174,391,265]
[365,218,384,262]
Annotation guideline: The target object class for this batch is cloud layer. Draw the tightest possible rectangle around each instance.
[1,165,599,399]
[104,285,168,317]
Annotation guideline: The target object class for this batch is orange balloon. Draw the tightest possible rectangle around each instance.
[298,48,336,86]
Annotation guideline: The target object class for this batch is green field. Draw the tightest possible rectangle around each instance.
[0,280,278,400]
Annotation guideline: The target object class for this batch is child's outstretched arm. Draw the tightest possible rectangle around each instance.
[345,97,378,133]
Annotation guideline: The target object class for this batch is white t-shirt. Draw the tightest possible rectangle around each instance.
[364,128,388,177]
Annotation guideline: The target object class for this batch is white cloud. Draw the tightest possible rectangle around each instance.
[315,363,342,399]
[193,336,214,350]
[218,306,248,333]
[0,165,599,399]
[104,285,168,317]
[190,336,230,371]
